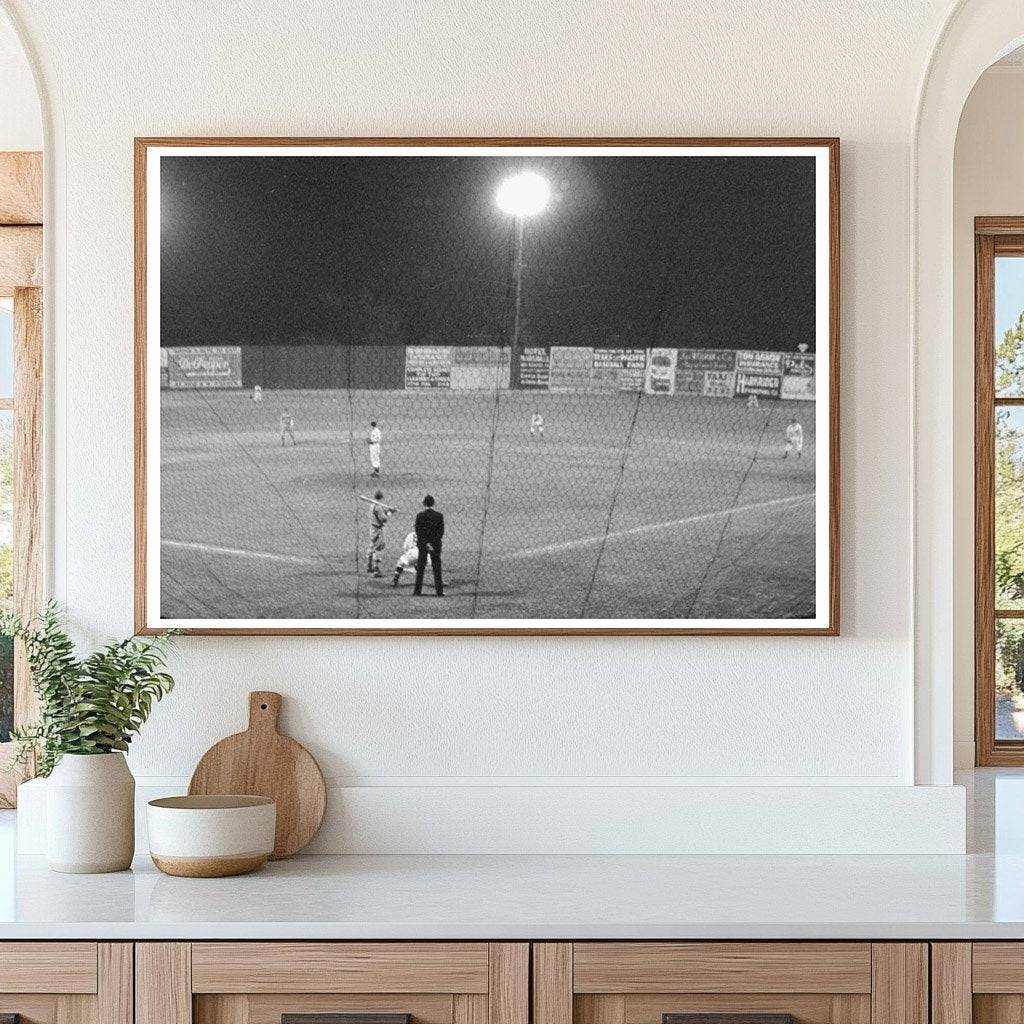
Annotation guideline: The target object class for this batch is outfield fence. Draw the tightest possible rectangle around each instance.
[161,344,815,401]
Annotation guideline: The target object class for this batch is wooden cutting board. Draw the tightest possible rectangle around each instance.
[188,691,326,859]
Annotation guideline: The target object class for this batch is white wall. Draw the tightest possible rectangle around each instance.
[952,66,1024,768]
[0,0,971,851]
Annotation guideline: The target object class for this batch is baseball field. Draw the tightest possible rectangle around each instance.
[158,388,817,622]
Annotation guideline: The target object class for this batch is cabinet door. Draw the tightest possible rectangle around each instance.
[935,943,1024,1024]
[0,942,132,1024]
[137,943,528,1024]
[534,944,927,1024]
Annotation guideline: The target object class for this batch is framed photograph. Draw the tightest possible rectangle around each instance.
[135,137,839,636]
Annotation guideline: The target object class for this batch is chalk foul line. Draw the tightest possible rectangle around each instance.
[161,538,323,566]
[499,492,816,560]
[162,491,815,568]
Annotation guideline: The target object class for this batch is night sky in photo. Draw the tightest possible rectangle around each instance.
[160,154,817,352]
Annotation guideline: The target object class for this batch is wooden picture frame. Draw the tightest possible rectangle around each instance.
[135,137,840,636]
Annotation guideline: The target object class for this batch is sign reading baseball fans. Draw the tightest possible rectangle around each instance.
[137,137,838,636]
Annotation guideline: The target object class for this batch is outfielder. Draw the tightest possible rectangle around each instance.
[280,408,296,446]
[784,417,803,458]
[392,531,419,586]
[530,411,545,438]
[367,420,382,477]
[366,490,395,577]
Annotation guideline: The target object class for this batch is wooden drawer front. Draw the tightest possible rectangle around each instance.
[0,945,129,1024]
[196,993,461,1024]
[191,943,490,994]
[572,944,873,995]
[973,944,1024,992]
[0,942,98,993]
[578,993,870,1024]
[142,943,526,1024]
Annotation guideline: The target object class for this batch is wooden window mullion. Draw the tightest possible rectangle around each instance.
[976,230,997,763]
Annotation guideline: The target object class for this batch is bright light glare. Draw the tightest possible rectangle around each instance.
[495,172,551,217]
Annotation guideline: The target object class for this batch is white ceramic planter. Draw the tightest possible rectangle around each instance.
[46,752,135,873]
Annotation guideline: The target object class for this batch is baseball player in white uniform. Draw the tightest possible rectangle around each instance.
[784,417,803,458]
[279,408,296,446]
[392,531,419,586]
[366,491,395,576]
[367,420,382,477]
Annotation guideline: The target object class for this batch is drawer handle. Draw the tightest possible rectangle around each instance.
[664,1016,796,1024]
[283,1016,411,1024]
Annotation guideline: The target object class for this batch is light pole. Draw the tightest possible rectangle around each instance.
[496,171,550,387]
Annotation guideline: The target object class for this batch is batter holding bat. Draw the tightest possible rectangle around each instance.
[364,490,396,577]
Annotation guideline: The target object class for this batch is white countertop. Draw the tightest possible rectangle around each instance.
[1,770,1022,941]
[1,850,1023,940]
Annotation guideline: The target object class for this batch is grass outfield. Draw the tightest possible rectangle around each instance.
[159,388,817,621]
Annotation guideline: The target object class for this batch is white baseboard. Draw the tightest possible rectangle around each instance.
[17,778,967,856]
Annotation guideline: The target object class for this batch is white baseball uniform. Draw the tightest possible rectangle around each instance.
[368,426,382,471]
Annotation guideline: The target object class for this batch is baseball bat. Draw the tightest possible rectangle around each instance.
[359,494,400,512]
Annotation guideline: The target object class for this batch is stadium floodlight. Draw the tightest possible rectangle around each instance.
[495,171,551,218]
[496,171,550,389]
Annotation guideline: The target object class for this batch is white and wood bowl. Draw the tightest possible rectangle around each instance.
[147,795,276,877]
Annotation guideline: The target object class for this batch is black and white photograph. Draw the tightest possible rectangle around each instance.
[136,139,838,634]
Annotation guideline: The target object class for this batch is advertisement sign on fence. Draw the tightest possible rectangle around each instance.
[452,346,510,365]
[677,348,737,372]
[703,370,737,398]
[735,350,784,374]
[735,371,782,399]
[781,374,816,400]
[166,346,242,389]
[519,347,551,389]
[675,369,703,394]
[644,348,678,394]
[593,348,647,391]
[405,346,452,389]
[550,346,594,391]
[783,351,815,376]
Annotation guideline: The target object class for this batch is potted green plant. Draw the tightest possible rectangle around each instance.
[2,603,177,873]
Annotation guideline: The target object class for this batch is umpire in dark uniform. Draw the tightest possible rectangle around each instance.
[413,494,445,596]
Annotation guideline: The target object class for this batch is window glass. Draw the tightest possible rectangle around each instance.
[997,619,1024,740]
[0,408,12,742]
[0,303,12,400]
[997,406,1024,609]
[996,257,1024,396]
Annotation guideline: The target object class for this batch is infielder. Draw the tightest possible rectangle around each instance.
[366,490,395,577]
[392,531,419,586]
[279,408,296,446]
[784,417,803,458]
[367,420,382,477]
